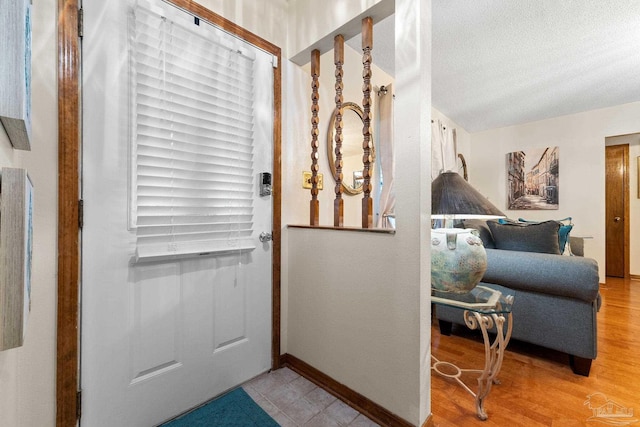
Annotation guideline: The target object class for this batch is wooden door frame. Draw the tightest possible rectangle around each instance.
[605,143,630,278]
[56,2,282,425]
[57,1,80,425]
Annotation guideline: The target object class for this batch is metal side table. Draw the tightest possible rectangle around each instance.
[431,285,514,420]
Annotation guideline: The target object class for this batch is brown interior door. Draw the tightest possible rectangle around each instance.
[605,144,628,278]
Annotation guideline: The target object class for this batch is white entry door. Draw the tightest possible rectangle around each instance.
[80,1,275,426]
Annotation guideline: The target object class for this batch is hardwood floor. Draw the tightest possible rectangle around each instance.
[430,277,640,426]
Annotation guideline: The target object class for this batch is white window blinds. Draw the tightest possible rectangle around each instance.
[131,4,256,262]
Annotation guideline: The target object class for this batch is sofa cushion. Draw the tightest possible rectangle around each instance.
[461,219,495,248]
[488,220,561,254]
[518,217,573,254]
[483,248,600,303]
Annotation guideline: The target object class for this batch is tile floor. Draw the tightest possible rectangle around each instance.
[242,368,381,427]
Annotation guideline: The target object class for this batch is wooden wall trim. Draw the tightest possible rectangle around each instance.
[271,44,283,371]
[57,0,80,425]
[280,353,414,427]
[168,0,280,54]
[287,224,395,234]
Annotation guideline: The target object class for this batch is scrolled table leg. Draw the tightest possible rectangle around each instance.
[463,310,513,420]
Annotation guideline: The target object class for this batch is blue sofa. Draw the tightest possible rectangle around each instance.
[436,239,600,376]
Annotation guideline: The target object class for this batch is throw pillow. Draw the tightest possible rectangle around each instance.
[518,217,573,254]
[487,220,561,254]
[461,219,495,248]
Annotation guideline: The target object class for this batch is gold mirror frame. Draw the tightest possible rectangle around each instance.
[327,102,375,195]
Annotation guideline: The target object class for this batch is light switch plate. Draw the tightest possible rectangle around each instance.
[302,171,323,190]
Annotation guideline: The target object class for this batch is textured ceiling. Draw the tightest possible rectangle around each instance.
[349,1,640,132]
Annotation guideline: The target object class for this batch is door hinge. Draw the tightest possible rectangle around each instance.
[76,390,82,419]
[78,7,84,38]
[79,199,84,229]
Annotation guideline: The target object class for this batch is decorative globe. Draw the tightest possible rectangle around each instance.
[431,228,487,293]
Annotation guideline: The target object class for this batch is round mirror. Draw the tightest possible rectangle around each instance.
[327,102,375,195]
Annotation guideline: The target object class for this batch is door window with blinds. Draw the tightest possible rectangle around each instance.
[129,2,258,262]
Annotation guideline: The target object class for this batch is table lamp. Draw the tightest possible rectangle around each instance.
[431,172,505,293]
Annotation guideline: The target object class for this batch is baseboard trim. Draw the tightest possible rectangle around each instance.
[280,353,413,427]
[630,274,640,281]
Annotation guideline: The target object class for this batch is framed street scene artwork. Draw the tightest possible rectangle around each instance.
[507,147,559,210]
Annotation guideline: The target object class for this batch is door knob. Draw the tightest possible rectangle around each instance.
[259,232,272,242]
[614,216,621,223]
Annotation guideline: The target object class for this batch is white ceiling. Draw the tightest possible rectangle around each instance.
[348,1,640,132]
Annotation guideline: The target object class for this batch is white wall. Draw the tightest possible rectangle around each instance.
[285,0,431,424]
[0,0,58,425]
[288,0,388,63]
[469,101,640,281]
[287,228,422,422]
[197,0,288,52]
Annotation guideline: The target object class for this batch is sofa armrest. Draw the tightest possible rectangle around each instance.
[483,248,599,303]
